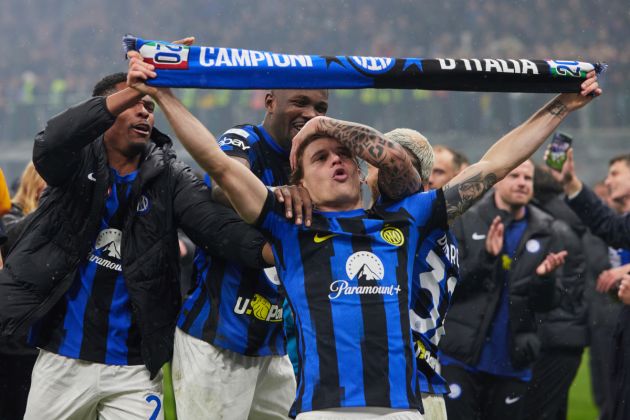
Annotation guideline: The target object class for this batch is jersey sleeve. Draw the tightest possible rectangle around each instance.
[397,188,447,230]
[217,127,254,161]
[255,189,290,243]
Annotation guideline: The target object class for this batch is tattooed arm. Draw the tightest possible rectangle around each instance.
[290,116,421,199]
[443,71,601,224]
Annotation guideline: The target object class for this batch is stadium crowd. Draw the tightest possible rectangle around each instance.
[0,0,628,143]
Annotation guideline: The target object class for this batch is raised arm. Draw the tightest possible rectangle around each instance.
[442,71,601,224]
[32,83,150,187]
[127,52,268,224]
[290,116,421,199]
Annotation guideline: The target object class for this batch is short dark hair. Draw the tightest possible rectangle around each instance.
[92,72,128,97]
[609,153,630,169]
[434,145,469,171]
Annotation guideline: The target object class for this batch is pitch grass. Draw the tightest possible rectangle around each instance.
[567,350,599,420]
[162,350,600,420]
[163,363,176,420]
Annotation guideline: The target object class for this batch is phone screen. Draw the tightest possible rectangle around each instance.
[545,132,573,171]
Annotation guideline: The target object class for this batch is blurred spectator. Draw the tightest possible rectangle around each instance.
[522,164,588,420]
[0,161,45,420]
[428,145,469,190]
[574,177,621,416]
[551,149,630,420]
[1,162,47,254]
[0,167,10,216]
[0,0,628,143]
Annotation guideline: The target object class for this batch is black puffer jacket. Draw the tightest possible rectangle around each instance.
[533,195,588,349]
[1,203,26,256]
[440,192,561,369]
[0,219,6,249]
[1,204,38,356]
[0,96,268,377]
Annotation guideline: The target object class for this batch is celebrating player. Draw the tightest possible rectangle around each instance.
[127,51,599,418]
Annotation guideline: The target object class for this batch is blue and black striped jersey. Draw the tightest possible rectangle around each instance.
[258,188,446,416]
[411,227,460,395]
[32,169,142,365]
[177,124,289,356]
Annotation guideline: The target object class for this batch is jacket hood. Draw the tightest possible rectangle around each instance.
[149,126,172,148]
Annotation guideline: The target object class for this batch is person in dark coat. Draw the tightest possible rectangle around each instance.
[0,161,46,420]
[0,70,271,419]
[521,164,588,420]
[440,160,567,420]
[550,149,630,420]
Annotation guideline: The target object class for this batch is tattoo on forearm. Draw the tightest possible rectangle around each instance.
[444,171,497,222]
[546,99,568,118]
[319,118,420,198]
[319,118,389,163]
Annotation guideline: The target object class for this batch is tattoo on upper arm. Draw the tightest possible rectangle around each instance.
[443,171,497,223]
[546,100,568,118]
[319,119,420,198]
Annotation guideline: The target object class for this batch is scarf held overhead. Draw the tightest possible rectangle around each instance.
[123,35,604,93]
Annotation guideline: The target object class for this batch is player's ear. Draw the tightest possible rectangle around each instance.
[264,91,275,113]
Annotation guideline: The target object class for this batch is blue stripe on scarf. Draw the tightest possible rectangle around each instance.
[123,35,604,93]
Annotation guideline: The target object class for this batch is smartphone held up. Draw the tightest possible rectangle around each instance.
[545,132,573,171]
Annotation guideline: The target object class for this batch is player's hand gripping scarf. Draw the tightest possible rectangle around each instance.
[123,35,605,93]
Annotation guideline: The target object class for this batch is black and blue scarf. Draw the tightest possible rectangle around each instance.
[123,35,604,93]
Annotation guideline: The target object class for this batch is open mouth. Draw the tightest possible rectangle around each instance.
[332,167,348,181]
[132,123,151,136]
[292,121,305,132]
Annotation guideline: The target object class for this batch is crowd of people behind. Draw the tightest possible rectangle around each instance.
[0,28,629,420]
[1,0,629,143]
[0,37,630,420]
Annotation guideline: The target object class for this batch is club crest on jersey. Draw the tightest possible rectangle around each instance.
[349,56,395,74]
[140,42,190,70]
[380,226,404,246]
[136,194,151,215]
[233,293,283,322]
